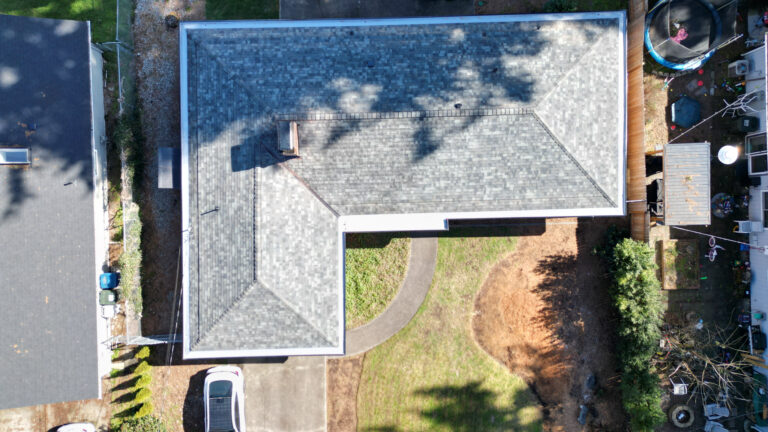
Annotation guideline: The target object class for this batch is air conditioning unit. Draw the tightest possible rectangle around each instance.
[728,60,749,78]
[736,220,763,234]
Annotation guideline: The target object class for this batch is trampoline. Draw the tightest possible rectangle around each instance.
[645,0,738,71]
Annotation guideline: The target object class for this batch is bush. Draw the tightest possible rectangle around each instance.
[133,360,150,376]
[134,387,152,404]
[609,239,666,432]
[134,374,152,389]
[113,113,144,317]
[133,402,154,419]
[592,224,629,262]
[135,346,151,360]
[543,0,577,12]
[120,414,166,431]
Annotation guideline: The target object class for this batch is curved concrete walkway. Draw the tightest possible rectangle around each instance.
[345,237,438,356]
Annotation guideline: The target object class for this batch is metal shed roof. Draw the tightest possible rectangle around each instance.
[664,142,711,226]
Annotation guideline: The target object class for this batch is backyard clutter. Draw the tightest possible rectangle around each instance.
[643,1,768,429]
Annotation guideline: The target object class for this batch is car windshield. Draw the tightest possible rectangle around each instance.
[209,380,232,398]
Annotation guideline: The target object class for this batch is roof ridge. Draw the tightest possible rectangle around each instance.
[257,140,341,217]
[274,108,534,122]
[257,279,336,346]
[195,39,266,115]
[530,112,615,207]
[193,281,259,347]
[534,30,612,111]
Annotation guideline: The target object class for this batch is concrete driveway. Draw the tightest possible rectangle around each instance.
[0,396,110,432]
[242,356,326,432]
[281,0,474,20]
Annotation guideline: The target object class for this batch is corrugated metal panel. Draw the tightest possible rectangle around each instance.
[664,142,711,226]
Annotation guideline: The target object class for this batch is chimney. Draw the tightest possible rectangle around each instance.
[277,121,299,157]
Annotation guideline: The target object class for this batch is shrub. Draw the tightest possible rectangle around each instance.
[134,374,152,389]
[121,414,165,431]
[543,0,577,12]
[133,402,154,419]
[134,387,152,404]
[133,360,150,376]
[111,349,121,361]
[110,368,121,378]
[135,346,151,360]
[592,224,629,262]
[609,239,666,432]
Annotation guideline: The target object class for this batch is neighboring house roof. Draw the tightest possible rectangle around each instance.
[664,142,711,226]
[180,13,627,358]
[0,14,99,408]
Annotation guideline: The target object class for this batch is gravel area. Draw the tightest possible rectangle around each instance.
[133,0,204,335]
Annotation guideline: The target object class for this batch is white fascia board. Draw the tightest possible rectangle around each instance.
[339,206,625,233]
[86,19,103,399]
[180,24,192,355]
[184,345,344,359]
[618,10,628,216]
[336,225,346,354]
[180,11,627,31]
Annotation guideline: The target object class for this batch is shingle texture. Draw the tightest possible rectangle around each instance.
[0,14,98,408]
[183,15,625,355]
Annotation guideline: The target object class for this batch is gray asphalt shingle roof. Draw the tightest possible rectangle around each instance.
[0,14,99,408]
[182,13,626,356]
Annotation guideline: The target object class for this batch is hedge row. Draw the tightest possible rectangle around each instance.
[609,239,666,431]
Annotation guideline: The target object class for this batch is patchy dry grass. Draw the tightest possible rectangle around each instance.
[345,233,410,329]
[357,235,542,431]
[644,74,670,151]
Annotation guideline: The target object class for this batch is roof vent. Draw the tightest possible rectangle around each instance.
[0,147,30,165]
[277,121,299,157]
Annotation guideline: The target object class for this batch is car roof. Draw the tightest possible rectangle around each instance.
[208,394,235,432]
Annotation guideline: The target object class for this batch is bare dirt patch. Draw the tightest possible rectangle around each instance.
[473,218,626,431]
[327,355,364,432]
[148,349,216,432]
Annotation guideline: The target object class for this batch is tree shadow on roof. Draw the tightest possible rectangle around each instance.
[0,15,96,217]
[192,18,619,164]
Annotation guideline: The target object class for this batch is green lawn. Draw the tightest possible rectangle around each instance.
[206,0,278,20]
[0,0,116,42]
[345,233,410,329]
[357,233,542,431]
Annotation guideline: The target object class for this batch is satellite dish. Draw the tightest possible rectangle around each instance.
[717,145,739,165]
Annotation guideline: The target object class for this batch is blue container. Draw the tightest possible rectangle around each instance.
[99,272,119,290]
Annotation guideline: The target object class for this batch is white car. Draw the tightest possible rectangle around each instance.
[204,365,246,432]
[56,424,95,432]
